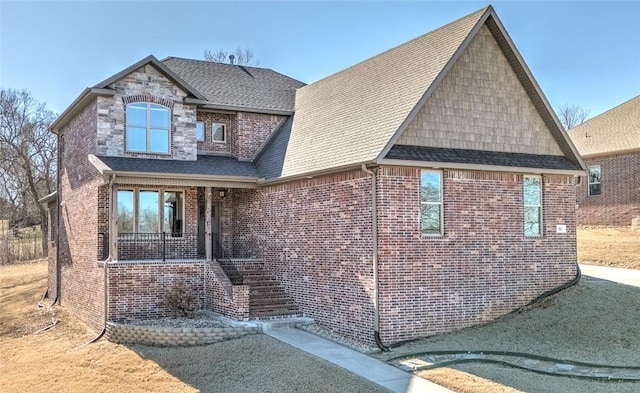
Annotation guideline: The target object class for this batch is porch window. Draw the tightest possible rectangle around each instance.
[420,170,443,235]
[588,165,601,196]
[117,189,183,234]
[212,123,226,143]
[126,103,170,154]
[523,175,542,236]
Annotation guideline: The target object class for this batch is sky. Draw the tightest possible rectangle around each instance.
[1,1,639,120]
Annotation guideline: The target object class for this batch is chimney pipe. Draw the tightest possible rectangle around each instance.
[229,54,235,65]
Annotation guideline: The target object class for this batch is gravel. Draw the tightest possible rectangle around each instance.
[299,323,380,354]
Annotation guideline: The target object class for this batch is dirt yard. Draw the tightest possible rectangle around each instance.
[577,227,640,269]
[0,260,389,393]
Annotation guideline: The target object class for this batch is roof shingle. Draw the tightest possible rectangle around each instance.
[162,57,305,113]
[568,95,640,157]
[95,155,258,178]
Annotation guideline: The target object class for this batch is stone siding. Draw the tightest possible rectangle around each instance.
[576,151,640,227]
[376,167,578,344]
[96,64,197,160]
[399,25,562,156]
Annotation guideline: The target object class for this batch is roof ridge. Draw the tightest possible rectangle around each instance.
[299,6,488,90]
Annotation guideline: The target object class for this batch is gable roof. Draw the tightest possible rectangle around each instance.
[568,95,640,157]
[278,6,584,178]
[162,57,305,113]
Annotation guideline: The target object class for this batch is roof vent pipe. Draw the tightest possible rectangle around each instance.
[229,54,235,65]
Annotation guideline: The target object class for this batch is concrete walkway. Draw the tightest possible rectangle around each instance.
[266,327,454,393]
[579,264,640,287]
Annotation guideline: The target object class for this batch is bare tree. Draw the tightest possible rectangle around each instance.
[0,89,56,251]
[557,103,589,130]
[204,47,259,66]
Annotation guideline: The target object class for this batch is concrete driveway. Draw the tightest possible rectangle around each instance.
[579,264,640,287]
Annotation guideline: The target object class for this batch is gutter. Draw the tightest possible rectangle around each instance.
[361,164,389,352]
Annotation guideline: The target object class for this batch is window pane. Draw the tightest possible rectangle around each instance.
[149,129,169,153]
[117,190,134,233]
[590,183,601,196]
[138,191,159,233]
[212,123,226,142]
[164,192,183,233]
[524,206,540,236]
[150,104,169,128]
[196,122,204,141]
[420,172,441,202]
[589,166,601,183]
[523,176,541,205]
[421,204,441,234]
[126,127,147,151]
[127,104,147,127]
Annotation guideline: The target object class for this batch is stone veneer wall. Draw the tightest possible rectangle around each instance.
[96,64,197,160]
[575,151,640,227]
[376,167,578,344]
[398,25,562,156]
[105,322,260,347]
[232,170,376,343]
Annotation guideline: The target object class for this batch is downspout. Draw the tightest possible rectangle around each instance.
[73,173,115,350]
[361,164,389,352]
[54,134,62,305]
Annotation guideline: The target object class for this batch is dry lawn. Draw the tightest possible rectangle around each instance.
[376,277,640,393]
[577,227,640,269]
[0,260,390,393]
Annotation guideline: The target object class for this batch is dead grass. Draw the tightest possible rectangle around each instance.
[577,227,640,269]
[376,277,640,392]
[0,260,390,393]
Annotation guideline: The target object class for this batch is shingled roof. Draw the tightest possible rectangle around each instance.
[163,57,305,113]
[568,95,640,157]
[277,6,584,178]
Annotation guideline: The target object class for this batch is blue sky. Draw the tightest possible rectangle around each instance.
[1,1,638,119]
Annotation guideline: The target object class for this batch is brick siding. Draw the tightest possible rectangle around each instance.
[56,98,107,331]
[376,167,577,344]
[575,151,640,227]
[107,261,205,323]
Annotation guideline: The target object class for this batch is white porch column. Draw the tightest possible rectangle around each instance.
[205,187,212,260]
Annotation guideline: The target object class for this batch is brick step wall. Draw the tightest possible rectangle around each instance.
[219,259,301,319]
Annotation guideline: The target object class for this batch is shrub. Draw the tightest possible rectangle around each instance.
[163,281,195,318]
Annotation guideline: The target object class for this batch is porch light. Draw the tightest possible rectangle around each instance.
[219,189,227,199]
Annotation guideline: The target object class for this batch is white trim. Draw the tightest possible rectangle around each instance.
[523,174,543,237]
[419,169,444,236]
[212,122,227,144]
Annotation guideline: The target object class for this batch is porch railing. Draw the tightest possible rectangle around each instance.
[97,232,259,263]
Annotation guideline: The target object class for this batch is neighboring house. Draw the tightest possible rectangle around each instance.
[568,96,640,227]
[45,6,585,346]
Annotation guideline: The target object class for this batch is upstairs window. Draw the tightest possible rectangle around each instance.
[588,165,601,196]
[523,175,542,237]
[420,170,443,235]
[126,103,170,154]
[196,121,205,142]
[212,123,226,143]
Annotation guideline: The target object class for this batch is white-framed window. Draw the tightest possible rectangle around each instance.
[212,123,226,143]
[117,189,183,234]
[126,102,170,154]
[523,175,542,237]
[196,121,205,142]
[420,170,443,235]
[588,165,601,196]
